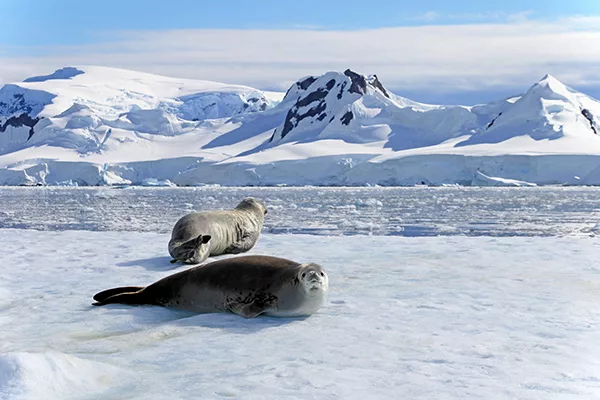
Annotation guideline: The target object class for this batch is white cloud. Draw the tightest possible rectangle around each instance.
[1,17,600,97]
[414,11,440,22]
[412,10,533,23]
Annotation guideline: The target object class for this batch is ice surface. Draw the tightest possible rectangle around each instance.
[1,186,600,237]
[1,230,600,399]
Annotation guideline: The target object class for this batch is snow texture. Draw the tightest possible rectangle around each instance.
[1,67,600,186]
[0,230,599,400]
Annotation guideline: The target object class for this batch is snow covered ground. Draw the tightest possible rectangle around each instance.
[2,186,600,399]
[1,230,600,400]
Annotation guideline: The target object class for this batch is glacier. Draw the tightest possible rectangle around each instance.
[1,66,600,186]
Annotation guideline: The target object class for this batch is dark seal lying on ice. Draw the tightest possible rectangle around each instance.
[92,255,329,318]
[168,197,267,264]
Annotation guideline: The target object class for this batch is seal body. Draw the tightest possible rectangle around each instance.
[92,255,329,319]
[168,197,267,264]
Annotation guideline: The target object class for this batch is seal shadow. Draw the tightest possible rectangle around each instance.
[176,313,309,333]
[116,256,186,271]
[89,303,308,333]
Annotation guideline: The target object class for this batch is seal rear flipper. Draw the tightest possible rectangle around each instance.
[92,290,153,307]
[171,234,211,262]
[93,286,145,302]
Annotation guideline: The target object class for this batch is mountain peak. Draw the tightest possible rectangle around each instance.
[538,73,562,83]
[521,73,574,103]
[270,69,392,143]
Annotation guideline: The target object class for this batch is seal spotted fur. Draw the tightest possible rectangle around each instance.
[92,255,328,319]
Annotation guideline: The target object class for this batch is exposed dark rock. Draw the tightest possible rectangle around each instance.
[582,108,597,134]
[368,75,390,98]
[486,112,503,129]
[344,69,367,95]
[337,81,347,99]
[0,112,41,140]
[280,111,296,139]
[274,69,388,142]
[297,88,328,108]
[298,76,317,90]
[269,128,277,142]
[303,100,327,119]
[0,93,34,116]
[283,76,318,100]
[340,111,354,126]
[279,98,328,139]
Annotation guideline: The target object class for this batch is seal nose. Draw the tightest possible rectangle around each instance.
[307,271,320,281]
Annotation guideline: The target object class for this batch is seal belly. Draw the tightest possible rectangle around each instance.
[266,288,327,317]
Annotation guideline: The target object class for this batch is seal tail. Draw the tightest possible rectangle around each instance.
[93,286,145,303]
[170,234,211,262]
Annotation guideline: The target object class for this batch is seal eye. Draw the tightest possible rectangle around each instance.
[302,273,306,278]
[320,272,324,276]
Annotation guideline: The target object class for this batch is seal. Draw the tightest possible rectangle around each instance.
[92,255,329,318]
[168,197,267,264]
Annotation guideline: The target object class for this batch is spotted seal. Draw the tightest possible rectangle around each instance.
[93,255,328,318]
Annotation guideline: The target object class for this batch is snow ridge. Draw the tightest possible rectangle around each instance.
[0,67,600,186]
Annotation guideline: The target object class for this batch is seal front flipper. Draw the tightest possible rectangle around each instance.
[93,286,144,302]
[225,232,259,254]
[226,300,268,319]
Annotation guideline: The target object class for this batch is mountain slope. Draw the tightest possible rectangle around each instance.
[457,74,600,147]
[0,66,283,155]
[0,67,600,187]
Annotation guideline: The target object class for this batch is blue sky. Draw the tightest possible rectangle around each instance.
[1,0,599,104]
[2,0,598,46]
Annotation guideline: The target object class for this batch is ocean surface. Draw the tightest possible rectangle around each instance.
[1,186,599,237]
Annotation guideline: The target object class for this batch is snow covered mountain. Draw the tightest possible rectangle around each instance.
[0,66,281,154]
[1,66,599,186]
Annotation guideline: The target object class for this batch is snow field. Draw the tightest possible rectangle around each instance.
[1,230,600,399]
